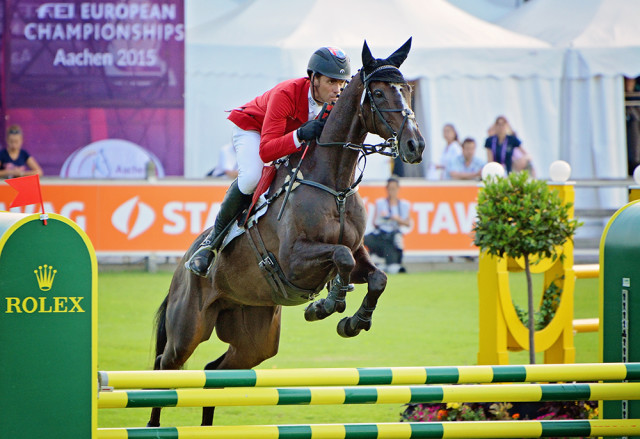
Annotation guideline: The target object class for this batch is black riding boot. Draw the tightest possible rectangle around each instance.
[185,179,252,277]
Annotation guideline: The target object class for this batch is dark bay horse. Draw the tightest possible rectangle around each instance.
[148,38,425,427]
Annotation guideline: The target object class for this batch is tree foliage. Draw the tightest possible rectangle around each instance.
[473,172,580,260]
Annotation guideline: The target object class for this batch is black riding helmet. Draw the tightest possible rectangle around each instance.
[307,47,351,80]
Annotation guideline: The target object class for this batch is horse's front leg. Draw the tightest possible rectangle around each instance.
[282,241,354,322]
[337,245,387,338]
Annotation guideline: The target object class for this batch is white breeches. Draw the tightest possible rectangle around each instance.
[230,122,263,195]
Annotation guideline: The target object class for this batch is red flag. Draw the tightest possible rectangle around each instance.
[5,175,47,224]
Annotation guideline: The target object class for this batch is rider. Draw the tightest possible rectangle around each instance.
[186,47,352,276]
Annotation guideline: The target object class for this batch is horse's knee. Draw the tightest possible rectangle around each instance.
[333,246,355,271]
[369,269,387,293]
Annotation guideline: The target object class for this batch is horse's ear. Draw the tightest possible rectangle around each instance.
[362,40,375,69]
[386,37,412,68]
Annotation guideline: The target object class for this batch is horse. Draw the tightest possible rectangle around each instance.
[148,38,425,427]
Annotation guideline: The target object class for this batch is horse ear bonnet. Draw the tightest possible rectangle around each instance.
[361,37,412,84]
[362,40,376,70]
[386,37,412,68]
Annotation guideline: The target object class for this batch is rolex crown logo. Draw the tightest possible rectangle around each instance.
[34,264,57,291]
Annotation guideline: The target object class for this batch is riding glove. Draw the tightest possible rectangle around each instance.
[297,118,326,142]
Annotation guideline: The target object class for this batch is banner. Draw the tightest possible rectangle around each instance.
[0,182,480,255]
[2,0,185,176]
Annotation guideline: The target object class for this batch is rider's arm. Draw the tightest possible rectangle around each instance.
[258,90,302,163]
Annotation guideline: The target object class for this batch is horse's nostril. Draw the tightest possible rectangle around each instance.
[407,139,416,153]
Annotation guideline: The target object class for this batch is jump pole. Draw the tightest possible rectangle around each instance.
[99,362,640,389]
[97,382,640,409]
[98,419,640,439]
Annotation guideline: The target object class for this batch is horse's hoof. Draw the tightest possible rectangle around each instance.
[337,317,360,338]
[146,422,160,428]
[304,301,324,321]
[335,300,346,314]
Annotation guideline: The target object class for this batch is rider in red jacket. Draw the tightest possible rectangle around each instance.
[186,47,351,276]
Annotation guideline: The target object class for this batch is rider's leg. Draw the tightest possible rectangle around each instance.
[185,179,253,276]
[185,126,262,277]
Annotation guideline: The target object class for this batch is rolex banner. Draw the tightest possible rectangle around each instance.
[1,0,185,177]
[0,213,98,438]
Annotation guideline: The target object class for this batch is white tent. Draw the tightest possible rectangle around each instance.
[447,0,520,22]
[498,0,640,208]
[185,0,563,179]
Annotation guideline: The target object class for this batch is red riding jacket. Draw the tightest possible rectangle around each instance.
[227,77,311,163]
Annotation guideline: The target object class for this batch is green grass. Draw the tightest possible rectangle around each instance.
[97,268,599,428]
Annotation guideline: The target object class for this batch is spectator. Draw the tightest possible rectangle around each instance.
[364,177,412,274]
[445,137,485,180]
[0,124,43,179]
[429,123,462,180]
[484,115,522,174]
[206,143,239,179]
[485,118,535,176]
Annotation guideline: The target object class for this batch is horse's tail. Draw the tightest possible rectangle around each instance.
[153,294,169,369]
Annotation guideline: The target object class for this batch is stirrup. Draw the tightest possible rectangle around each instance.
[185,245,217,277]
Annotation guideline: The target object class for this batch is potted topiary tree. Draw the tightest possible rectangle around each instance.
[473,171,580,364]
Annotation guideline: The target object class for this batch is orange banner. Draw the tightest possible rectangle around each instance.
[0,181,479,255]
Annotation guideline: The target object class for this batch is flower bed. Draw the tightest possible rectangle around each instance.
[400,400,598,438]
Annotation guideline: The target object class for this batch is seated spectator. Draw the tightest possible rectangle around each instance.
[206,143,238,179]
[445,137,485,180]
[428,123,462,180]
[364,177,411,274]
[511,146,536,177]
[0,124,43,179]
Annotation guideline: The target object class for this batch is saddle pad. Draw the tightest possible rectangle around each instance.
[220,193,269,252]
[245,165,277,226]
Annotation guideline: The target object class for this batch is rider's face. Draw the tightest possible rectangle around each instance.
[313,75,346,105]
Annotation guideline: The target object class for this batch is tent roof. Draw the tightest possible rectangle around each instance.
[497,0,640,77]
[188,0,562,79]
[190,0,548,48]
[445,0,516,23]
[498,0,640,48]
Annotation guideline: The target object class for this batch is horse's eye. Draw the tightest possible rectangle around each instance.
[373,90,384,98]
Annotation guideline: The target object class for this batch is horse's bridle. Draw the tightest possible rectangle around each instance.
[315,64,417,159]
[358,65,417,159]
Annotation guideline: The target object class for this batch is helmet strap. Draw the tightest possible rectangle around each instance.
[310,72,318,103]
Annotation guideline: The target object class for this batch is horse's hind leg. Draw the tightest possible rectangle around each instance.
[201,304,282,426]
[200,352,228,426]
[303,244,355,321]
[147,283,219,427]
[337,245,387,338]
